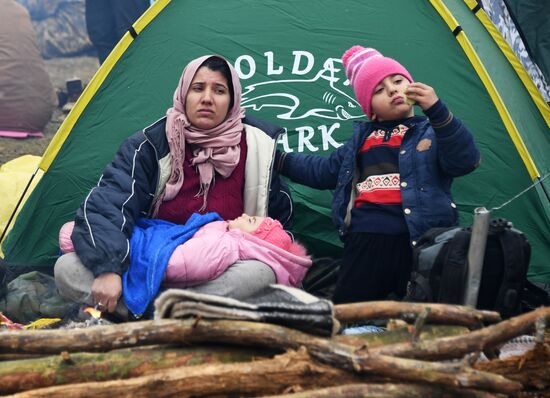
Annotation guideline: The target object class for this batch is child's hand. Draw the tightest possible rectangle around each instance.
[405,82,439,111]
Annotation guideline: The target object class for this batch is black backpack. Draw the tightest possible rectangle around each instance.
[404,218,534,318]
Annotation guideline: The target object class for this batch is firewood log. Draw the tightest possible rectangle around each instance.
[261,382,507,398]
[7,349,362,398]
[334,301,501,328]
[0,319,521,394]
[474,343,550,391]
[0,345,270,394]
[374,306,550,360]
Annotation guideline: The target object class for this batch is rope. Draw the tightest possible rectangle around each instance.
[490,172,550,211]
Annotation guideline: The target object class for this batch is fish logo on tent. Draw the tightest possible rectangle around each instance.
[1,0,549,284]
[241,58,363,121]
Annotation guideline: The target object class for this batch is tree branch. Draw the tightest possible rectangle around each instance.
[374,307,550,361]
[261,383,507,398]
[334,301,500,328]
[7,350,362,398]
[0,345,269,394]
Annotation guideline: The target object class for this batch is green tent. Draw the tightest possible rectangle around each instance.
[2,0,550,282]
[503,0,550,85]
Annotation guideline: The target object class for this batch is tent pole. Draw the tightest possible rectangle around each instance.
[0,169,38,247]
[462,207,491,308]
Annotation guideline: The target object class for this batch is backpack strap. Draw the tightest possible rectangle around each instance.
[521,280,550,310]
[416,227,461,272]
[494,226,530,317]
[406,227,461,303]
[437,229,470,304]
[405,271,434,302]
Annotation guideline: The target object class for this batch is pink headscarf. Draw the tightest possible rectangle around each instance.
[152,55,245,216]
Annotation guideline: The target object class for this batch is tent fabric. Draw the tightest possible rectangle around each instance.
[470,0,549,123]
[0,155,43,258]
[0,0,56,133]
[480,0,550,103]
[502,0,550,95]
[2,0,550,283]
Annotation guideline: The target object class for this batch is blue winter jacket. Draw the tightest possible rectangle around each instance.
[71,115,293,277]
[123,212,222,316]
[277,108,480,245]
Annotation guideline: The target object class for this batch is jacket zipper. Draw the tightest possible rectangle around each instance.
[143,128,161,217]
[265,128,283,217]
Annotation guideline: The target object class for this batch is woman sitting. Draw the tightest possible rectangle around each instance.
[54,55,293,319]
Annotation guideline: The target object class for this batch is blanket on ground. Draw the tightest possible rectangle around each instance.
[154,284,339,336]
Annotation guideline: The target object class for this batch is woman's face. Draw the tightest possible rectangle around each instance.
[185,66,231,129]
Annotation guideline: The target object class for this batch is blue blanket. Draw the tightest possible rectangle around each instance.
[122,212,222,316]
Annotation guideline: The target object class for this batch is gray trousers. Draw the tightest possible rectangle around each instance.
[54,252,276,318]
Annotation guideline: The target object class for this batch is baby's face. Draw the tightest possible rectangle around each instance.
[228,214,265,234]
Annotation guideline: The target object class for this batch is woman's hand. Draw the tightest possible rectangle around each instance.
[91,272,122,313]
[405,82,439,111]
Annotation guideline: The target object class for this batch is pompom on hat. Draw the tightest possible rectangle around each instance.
[252,218,290,249]
[252,218,307,257]
[342,45,413,119]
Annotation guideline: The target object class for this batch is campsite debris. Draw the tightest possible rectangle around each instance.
[0,313,58,330]
[474,342,550,392]
[0,303,547,397]
[23,318,61,330]
[0,312,23,329]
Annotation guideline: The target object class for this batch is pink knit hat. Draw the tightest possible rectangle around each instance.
[342,45,413,119]
[252,218,291,249]
[251,218,307,257]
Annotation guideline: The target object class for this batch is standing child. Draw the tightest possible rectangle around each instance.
[275,45,480,304]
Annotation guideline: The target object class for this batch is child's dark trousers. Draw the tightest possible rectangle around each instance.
[332,232,413,304]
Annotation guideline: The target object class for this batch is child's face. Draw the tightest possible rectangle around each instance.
[228,214,265,234]
[370,74,414,122]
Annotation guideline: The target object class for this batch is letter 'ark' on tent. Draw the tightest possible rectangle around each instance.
[2,0,549,282]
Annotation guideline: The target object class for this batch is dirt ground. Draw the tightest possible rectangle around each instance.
[0,56,99,166]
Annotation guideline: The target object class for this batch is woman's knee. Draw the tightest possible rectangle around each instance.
[54,253,94,303]
[188,260,275,300]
